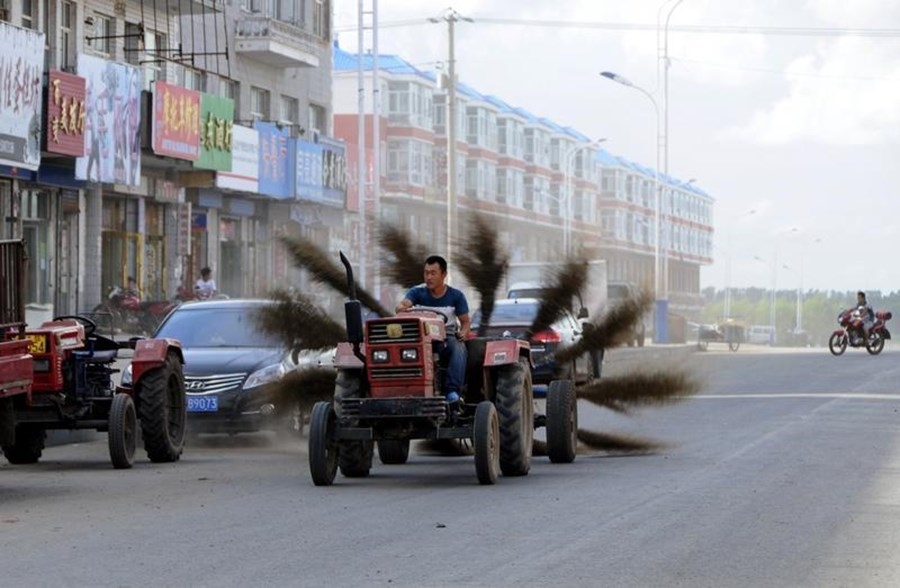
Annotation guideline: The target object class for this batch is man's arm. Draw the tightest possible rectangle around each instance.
[457,312,471,339]
[395,298,413,314]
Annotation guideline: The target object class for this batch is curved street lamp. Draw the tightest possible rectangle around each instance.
[599,71,668,343]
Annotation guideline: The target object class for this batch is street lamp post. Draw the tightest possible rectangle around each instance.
[563,139,606,257]
[599,70,667,343]
[723,208,756,320]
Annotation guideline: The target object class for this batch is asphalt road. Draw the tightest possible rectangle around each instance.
[3,345,900,587]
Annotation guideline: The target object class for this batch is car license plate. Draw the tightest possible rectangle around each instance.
[187,396,218,412]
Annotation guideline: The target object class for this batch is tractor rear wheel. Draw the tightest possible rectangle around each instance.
[138,351,186,463]
[109,393,137,469]
[377,439,410,465]
[495,359,534,476]
[473,401,500,485]
[339,441,373,478]
[2,426,45,464]
[309,401,339,486]
[546,380,578,464]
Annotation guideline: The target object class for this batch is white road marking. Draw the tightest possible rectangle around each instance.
[692,393,900,400]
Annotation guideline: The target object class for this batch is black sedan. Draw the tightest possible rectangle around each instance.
[121,299,299,436]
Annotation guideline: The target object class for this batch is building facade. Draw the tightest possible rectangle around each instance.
[332,45,714,318]
[0,0,340,325]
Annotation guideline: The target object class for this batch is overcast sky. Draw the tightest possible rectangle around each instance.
[333,0,900,294]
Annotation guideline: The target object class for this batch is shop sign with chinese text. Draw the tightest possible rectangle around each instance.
[193,93,234,171]
[45,70,86,157]
[295,138,347,208]
[152,81,201,161]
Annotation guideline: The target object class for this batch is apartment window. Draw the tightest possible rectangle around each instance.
[280,95,299,126]
[21,0,34,29]
[220,78,239,113]
[308,103,326,134]
[250,86,271,119]
[90,14,113,56]
[182,68,204,91]
[59,0,74,69]
[313,0,329,39]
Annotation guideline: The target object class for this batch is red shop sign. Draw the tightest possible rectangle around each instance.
[45,70,86,157]
[151,81,201,161]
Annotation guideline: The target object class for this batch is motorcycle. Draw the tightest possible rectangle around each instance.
[93,285,178,336]
[175,285,230,302]
[828,307,892,356]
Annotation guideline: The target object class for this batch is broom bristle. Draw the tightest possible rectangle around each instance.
[555,288,653,364]
[254,289,346,351]
[281,235,392,317]
[576,370,701,414]
[378,224,430,289]
[528,257,589,336]
[576,429,668,454]
[455,212,509,335]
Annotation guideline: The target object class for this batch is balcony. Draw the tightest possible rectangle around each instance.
[234,16,322,68]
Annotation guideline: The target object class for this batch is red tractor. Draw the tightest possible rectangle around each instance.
[307,254,578,486]
[0,240,187,469]
[0,240,32,456]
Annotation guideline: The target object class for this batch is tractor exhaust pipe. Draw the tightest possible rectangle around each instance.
[339,251,365,363]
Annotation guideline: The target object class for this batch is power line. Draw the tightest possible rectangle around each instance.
[335,16,900,38]
[672,57,900,82]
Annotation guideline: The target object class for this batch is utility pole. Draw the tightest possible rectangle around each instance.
[430,8,472,265]
[356,0,367,288]
[371,0,381,302]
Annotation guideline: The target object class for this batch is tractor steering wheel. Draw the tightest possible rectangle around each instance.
[408,306,451,324]
[53,315,97,337]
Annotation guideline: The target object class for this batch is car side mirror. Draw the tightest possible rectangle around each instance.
[577,307,589,319]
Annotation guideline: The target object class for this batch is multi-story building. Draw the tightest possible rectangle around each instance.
[0,0,339,323]
[332,44,714,317]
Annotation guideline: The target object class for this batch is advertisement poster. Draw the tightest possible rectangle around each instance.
[75,54,142,185]
[0,23,45,170]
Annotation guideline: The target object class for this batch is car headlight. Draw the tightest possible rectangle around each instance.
[372,349,389,363]
[121,363,133,387]
[243,362,287,390]
[401,348,418,362]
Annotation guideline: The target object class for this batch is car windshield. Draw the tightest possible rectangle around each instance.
[471,301,539,326]
[155,306,280,348]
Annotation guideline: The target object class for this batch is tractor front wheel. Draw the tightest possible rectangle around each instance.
[138,352,186,463]
[473,401,500,485]
[109,393,137,469]
[308,401,338,486]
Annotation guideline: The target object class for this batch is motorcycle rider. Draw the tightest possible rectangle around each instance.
[125,276,140,298]
[195,267,217,300]
[854,290,875,344]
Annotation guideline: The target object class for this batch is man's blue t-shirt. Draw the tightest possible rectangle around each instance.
[404,285,469,333]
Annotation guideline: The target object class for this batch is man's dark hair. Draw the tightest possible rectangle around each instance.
[201,267,212,277]
[425,255,447,273]
[858,290,866,299]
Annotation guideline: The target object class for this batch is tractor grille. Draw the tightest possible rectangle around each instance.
[185,373,246,395]
[371,366,424,379]
[341,397,447,420]
[368,320,421,344]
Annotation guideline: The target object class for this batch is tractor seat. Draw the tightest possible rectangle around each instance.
[71,349,118,364]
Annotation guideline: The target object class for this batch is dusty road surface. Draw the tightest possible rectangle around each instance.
[3,346,900,587]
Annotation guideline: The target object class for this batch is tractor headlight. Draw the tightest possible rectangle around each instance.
[121,363,133,387]
[401,348,418,362]
[372,349,389,363]
[243,362,287,390]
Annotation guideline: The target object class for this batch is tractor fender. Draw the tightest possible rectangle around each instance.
[130,338,184,385]
[334,341,365,369]
[482,339,530,367]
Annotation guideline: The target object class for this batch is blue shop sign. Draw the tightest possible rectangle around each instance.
[0,165,36,181]
[295,139,347,208]
[255,122,294,199]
